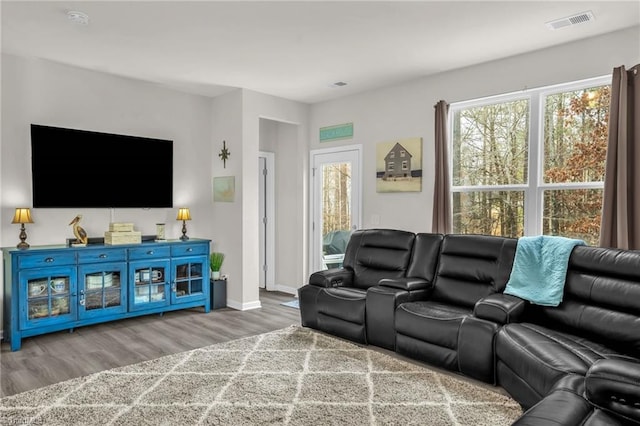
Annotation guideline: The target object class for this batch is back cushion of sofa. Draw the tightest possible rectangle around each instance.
[431,234,517,308]
[406,233,444,281]
[528,245,640,357]
[343,229,416,289]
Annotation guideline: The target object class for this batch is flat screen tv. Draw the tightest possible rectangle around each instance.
[31,124,173,208]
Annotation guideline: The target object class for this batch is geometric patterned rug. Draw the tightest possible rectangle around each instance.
[0,325,522,425]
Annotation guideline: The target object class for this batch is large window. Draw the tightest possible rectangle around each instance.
[450,76,610,245]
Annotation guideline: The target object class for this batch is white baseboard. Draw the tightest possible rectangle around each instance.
[274,284,297,296]
[226,299,262,311]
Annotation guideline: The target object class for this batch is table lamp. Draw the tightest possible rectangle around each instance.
[176,208,191,241]
[12,208,34,249]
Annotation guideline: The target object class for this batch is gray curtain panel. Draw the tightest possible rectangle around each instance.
[432,100,452,233]
[599,64,640,249]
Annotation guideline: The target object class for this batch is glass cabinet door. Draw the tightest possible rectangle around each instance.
[129,260,170,311]
[19,267,77,330]
[78,263,127,319]
[171,256,208,305]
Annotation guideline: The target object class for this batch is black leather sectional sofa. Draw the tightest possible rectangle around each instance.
[298,229,640,425]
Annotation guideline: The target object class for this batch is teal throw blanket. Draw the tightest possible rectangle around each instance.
[504,236,585,307]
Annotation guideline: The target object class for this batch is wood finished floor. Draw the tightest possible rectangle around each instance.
[0,289,301,397]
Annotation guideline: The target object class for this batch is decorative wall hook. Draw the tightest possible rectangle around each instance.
[219,140,230,168]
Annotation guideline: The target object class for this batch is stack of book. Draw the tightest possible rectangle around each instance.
[104,222,142,245]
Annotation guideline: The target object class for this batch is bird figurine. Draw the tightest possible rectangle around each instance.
[69,214,88,245]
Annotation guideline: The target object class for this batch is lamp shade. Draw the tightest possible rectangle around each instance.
[176,208,191,221]
[12,208,34,224]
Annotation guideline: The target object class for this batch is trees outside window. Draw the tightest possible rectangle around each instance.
[450,77,610,245]
[322,162,352,236]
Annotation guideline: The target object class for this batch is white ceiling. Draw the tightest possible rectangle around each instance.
[2,1,639,104]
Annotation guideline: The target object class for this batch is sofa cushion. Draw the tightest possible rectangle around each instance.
[525,245,640,358]
[395,301,471,349]
[406,232,443,282]
[431,234,517,307]
[343,229,415,289]
[496,322,635,399]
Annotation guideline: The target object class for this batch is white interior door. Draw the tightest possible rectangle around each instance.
[310,145,362,273]
[259,152,275,290]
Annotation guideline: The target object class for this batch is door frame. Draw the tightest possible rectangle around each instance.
[259,151,276,291]
[309,144,362,273]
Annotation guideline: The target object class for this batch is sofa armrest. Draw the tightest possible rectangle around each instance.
[585,359,640,424]
[473,293,526,325]
[378,277,432,291]
[308,268,353,288]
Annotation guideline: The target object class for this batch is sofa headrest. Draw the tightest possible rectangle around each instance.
[407,233,444,281]
[432,234,517,307]
[343,229,416,289]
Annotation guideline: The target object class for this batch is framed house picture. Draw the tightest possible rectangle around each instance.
[376,137,423,192]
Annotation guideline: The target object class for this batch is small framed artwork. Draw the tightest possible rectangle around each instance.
[213,176,235,202]
[376,137,423,193]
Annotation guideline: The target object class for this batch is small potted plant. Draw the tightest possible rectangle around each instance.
[210,252,225,280]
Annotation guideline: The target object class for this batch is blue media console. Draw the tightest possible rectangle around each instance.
[2,238,211,351]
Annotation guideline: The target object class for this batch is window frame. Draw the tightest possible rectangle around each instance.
[448,75,611,237]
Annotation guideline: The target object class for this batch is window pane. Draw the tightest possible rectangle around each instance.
[452,99,529,186]
[543,189,603,245]
[322,162,351,236]
[321,162,352,270]
[453,191,524,238]
[543,86,609,183]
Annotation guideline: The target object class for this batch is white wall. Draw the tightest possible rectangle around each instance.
[1,54,215,244]
[309,26,640,235]
[0,54,218,333]
[210,89,244,308]
[237,90,309,308]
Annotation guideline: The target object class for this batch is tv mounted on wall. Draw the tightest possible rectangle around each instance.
[31,124,173,208]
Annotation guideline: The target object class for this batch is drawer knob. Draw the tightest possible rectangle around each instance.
[45,257,54,263]
[147,251,154,255]
[187,248,193,252]
[99,254,107,259]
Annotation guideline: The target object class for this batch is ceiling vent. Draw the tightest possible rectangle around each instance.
[546,11,594,30]
[67,10,90,25]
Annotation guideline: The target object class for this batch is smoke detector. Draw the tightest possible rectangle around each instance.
[67,10,90,25]
[546,11,594,30]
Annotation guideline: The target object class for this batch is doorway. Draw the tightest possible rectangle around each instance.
[310,145,362,273]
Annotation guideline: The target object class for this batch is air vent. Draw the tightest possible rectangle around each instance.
[546,11,594,30]
[67,10,90,25]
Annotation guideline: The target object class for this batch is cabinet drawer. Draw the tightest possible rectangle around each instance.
[128,245,170,260]
[18,252,76,269]
[78,248,126,264]
[171,243,208,257]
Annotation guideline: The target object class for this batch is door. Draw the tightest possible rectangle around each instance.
[259,152,275,290]
[78,262,127,319]
[19,266,77,330]
[129,259,170,311]
[171,256,207,305]
[310,145,362,273]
